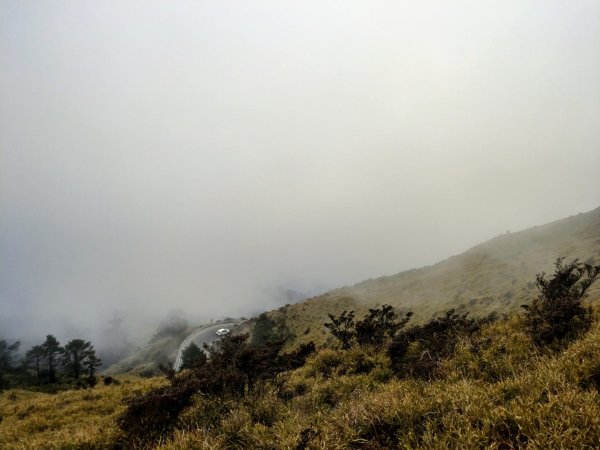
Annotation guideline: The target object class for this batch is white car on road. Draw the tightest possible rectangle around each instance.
[216,328,230,336]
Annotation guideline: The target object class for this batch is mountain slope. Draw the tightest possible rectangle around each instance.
[277,207,600,347]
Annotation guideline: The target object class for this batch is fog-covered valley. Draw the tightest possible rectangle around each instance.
[2,2,600,448]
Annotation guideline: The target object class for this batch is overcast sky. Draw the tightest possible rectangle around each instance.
[1,1,599,340]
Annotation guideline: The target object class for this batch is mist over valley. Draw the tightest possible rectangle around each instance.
[1,2,600,448]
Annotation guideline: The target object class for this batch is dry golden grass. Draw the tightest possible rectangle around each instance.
[0,376,167,450]
[4,305,600,449]
[153,301,600,449]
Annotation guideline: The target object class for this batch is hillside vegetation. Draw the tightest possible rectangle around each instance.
[0,256,598,449]
[2,296,600,449]
[1,209,600,449]
[157,310,600,449]
[277,207,600,347]
[0,377,167,449]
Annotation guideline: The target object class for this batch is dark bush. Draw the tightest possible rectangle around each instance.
[355,305,412,347]
[281,341,316,370]
[86,376,98,388]
[204,334,295,396]
[325,305,413,350]
[251,313,278,345]
[117,333,314,446]
[103,376,118,386]
[389,310,492,379]
[179,342,207,370]
[521,257,600,349]
[116,374,201,448]
[324,310,356,349]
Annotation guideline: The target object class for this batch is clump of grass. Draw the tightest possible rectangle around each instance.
[443,314,537,382]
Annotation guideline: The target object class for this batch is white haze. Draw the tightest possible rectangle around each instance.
[1,1,599,345]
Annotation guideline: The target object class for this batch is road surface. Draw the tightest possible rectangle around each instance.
[173,321,241,371]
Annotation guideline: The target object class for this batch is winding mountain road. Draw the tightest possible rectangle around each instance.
[173,321,241,371]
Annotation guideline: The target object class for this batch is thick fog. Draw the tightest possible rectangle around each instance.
[1,1,599,346]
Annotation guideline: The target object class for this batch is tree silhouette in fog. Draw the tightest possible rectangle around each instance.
[63,339,93,379]
[41,335,62,382]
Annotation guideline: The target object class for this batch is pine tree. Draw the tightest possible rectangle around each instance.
[63,339,92,379]
[84,351,102,380]
[41,335,62,382]
[0,339,20,389]
[25,345,44,380]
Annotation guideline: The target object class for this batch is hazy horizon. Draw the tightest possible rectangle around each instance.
[1,1,599,345]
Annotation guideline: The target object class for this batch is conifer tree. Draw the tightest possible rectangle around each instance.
[84,352,102,379]
[25,345,44,380]
[0,339,20,389]
[41,335,62,382]
[63,339,92,379]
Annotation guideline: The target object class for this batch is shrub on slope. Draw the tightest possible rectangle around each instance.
[154,307,600,450]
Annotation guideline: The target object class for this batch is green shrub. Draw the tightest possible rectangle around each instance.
[522,257,599,349]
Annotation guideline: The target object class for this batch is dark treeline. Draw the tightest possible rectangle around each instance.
[0,334,101,391]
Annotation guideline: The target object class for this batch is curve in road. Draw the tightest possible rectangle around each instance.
[173,321,241,371]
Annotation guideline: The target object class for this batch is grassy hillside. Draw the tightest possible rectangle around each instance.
[3,302,600,449]
[2,208,599,449]
[0,376,167,449]
[277,207,600,347]
[157,309,600,449]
